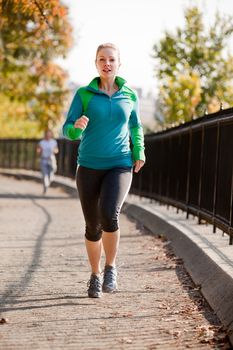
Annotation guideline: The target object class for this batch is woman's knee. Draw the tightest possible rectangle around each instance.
[100,208,120,232]
[85,224,102,241]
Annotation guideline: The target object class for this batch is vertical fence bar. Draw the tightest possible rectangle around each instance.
[8,141,12,168]
[212,121,220,233]
[229,153,233,245]
[16,139,20,168]
[197,125,205,224]
[166,136,171,209]
[149,171,153,202]
[23,140,28,169]
[186,127,192,219]
[175,134,180,213]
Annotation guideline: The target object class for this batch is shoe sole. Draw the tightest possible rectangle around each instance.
[88,293,102,298]
[102,286,118,293]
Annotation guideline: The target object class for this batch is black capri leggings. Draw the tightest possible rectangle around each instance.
[76,165,132,242]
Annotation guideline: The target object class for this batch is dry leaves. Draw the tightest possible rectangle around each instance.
[118,337,133,344]
[196,325,215,343]
[0,318,8,324]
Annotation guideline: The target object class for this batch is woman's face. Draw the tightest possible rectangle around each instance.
[95,47,120,79]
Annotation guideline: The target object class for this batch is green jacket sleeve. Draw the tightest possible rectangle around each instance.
[127,89,145,163]
[63,124,83,141]
[62,91,84,140]
[130,125,145,162]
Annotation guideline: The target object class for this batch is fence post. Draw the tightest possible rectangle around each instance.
[186,127,192,219]
[198,125,205,224]
[229,158,233,245]
[212,121,220,233]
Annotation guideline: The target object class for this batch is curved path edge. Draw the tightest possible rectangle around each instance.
[123,202,233,346]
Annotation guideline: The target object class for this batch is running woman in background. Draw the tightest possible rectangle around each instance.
[63,43,145,298]
[37,130,59,195]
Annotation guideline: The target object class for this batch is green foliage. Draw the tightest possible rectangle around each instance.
[0,0,73,137]
[153,5,233,126]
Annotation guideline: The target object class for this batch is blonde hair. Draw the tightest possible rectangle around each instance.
[96,43,120,61]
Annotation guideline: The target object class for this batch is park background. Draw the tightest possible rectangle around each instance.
[1,0,233,135]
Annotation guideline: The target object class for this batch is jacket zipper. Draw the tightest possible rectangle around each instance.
[109,96,112,120]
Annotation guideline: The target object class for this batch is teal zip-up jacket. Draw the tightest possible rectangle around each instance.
[62,76,145,170]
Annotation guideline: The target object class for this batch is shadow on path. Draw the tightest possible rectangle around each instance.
[0,194,71,200]
[1,295,90,313]
[0,199,52,312]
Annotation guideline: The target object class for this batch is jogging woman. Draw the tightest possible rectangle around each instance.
[63,43,145,298]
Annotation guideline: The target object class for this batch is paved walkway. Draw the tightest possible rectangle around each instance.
[0,174,231,349]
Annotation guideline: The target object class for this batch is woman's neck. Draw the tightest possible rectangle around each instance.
[99,77,118,96]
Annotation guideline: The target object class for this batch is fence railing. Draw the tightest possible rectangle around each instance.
[0,107,232,244]
[0,138,79,178]
[131,108,233,245]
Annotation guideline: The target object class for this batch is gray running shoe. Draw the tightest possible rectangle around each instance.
[102,265,118,293]
[87,274,102,298]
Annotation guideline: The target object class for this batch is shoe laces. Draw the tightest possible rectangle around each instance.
[104,266,117,283]
[87,274,102,290]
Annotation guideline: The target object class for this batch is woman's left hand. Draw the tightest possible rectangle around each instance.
[134,160,145,173]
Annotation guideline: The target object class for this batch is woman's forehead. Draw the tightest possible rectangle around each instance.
[97,47,118,57]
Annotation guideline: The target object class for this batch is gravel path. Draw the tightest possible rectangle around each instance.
[0,175,231,349]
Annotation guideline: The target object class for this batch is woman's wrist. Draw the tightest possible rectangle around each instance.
[133,147,145,162]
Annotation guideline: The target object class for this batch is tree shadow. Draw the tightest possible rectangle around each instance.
[0,193,73,200]
[0,295,90,313]
[0,199,52,311]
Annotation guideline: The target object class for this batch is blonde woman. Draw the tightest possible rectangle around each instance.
[63,43,145,298]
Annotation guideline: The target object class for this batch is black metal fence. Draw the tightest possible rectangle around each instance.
[131,108,233,244]
[0,138,79,178]
[0,107,232,244]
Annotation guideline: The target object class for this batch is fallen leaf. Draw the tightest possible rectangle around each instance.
[0,318,8,324]
[122,312,133,317]
[119,337,133,344]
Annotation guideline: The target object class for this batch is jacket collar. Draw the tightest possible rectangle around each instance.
[87,76,127,92]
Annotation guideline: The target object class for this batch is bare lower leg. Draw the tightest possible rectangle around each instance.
[42,174,49,193]
[49,171,55,185]
[85,238,102,275]
[102,230,120,267]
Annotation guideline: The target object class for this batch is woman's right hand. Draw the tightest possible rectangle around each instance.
[74,116,89,130]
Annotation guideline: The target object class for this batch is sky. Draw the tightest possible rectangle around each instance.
[57,0,233,95]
